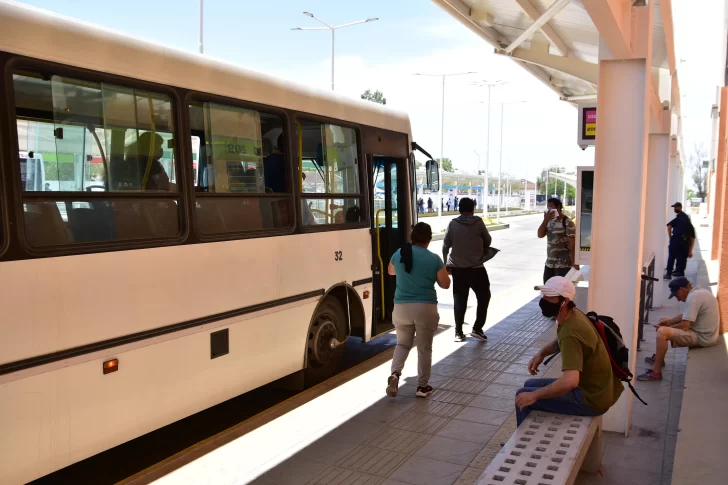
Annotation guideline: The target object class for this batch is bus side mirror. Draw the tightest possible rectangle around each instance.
[425,160,439,192]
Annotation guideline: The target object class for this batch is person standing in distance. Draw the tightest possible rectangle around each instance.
[442,197,493,342]
[538,197,577,284]
[664,202,695,279]
[386,223,451,398]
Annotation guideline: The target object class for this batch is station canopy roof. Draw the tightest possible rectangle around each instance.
[433,0,672,101]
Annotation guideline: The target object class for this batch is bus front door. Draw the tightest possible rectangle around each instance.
[371,156,405,336]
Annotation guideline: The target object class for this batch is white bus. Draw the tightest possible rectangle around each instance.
[0,2,440,483]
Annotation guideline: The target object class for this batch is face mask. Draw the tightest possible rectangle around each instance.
[539,298,562,318]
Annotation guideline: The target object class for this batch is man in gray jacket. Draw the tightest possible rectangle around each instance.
[442,197,493,342]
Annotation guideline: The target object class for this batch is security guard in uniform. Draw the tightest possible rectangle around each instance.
[664,202,696,279]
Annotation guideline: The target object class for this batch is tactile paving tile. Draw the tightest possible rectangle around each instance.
[493,373,529,387]
[480,383,521,399]
[487,343,528,354]
[307,466,384,484]
[469,360,512,372]
[502,363,535,376]
[470,444,503,468]
[476,412,597,485]
[439,355,478,367]
[508,330,543,340]
[455,368,500,382]
[365,427,430,453]
[337,445,408,476]
[481,350,521,363]
[413,399,465,418]
[490,425,517,447]
[440,377,490,394]
[389,411,450,434]
[498,335,537,346]
[455,466,489,485]
[430,390,476,405]
[431,363,466,377]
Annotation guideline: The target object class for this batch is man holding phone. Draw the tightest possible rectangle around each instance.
[537,197,577,284]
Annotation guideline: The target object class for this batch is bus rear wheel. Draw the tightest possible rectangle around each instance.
[304,298,346,386]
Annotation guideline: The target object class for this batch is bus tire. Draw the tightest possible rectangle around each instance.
[304,297,346,386]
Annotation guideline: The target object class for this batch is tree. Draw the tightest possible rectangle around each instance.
[415,161,423,169]
[689,143,708,201]
[361,89,387,105]
[436,158,454,172]
[536,166,575,205]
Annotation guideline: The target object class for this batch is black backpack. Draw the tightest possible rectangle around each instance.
[545,311,647,405]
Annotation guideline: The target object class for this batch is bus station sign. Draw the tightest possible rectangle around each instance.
[577,104,596,149]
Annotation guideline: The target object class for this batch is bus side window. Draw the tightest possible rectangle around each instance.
[12,70,181,247]
[297,120,362,227]
[188,101,291,236]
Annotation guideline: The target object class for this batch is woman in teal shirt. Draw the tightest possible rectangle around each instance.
[386,222,451,398]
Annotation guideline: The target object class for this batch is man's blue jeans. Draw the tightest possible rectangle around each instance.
[515,378,605,427]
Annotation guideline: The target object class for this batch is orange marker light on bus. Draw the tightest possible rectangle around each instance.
[103,359,119,375]
[363,291,370,299]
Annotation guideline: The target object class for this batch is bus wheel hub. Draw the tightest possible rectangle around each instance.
[310,319,337,365]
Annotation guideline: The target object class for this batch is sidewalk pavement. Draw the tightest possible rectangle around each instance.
[155,226,706,485]
[246,302,561,485]
[155,289,562,485]
[670,222,728,485]
[573,227,714,485]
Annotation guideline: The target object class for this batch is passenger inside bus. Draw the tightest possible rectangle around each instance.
[263,133,286,193]
[126,132,177,192]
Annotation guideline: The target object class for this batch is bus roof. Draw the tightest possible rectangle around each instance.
[0,1,412,137]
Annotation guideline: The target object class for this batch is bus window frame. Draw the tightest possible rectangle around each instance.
[0,53,10,259]
[184,91,297,242]
[4,55,190,257]
[292,112,369,233]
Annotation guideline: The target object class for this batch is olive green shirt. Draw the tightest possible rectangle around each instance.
[558,311,623,411]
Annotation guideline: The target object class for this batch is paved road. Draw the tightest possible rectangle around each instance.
[431,213,547,330]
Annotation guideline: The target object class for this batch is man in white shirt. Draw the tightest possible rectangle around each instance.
[637,277,720,381]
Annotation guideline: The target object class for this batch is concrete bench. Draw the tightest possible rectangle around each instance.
[671,335,728,485]
[477,412,602,485]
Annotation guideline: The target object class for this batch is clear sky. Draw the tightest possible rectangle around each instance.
[13,0,723,185]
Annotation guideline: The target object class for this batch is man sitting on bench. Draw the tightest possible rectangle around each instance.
[637,276,720,381]
[514,277,624,426]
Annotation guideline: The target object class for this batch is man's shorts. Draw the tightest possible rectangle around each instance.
[670,328,700,348]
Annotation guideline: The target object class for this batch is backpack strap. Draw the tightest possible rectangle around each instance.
[628,381,648,405]
[543,351,561,366]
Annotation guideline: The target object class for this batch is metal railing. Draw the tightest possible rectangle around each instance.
[638,253,657,350]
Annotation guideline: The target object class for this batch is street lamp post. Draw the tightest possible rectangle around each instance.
[497,103,504,223]
[473,80,507,217]
[292,12,378,91]
[414,72,475,222]
[198,0,204,54]
[495,100,526,223]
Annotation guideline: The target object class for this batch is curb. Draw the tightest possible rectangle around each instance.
[432,223,509,241]
[420,211,538,219]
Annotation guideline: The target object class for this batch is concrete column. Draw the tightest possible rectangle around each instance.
[716,87,728,333]
[712,87,728,260]
[668,156,679,214]
[588,58,651,434]
[679,166,685,205]
[645,135,670,305]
